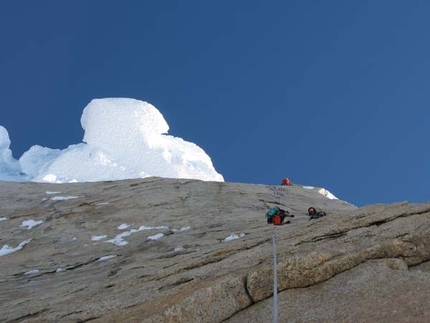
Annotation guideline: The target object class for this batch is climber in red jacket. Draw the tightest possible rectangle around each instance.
[281,178,292,186]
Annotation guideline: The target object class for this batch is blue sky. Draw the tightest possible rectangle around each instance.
[0,1,429,207]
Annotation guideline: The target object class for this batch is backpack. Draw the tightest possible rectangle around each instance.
[266,206,280,217]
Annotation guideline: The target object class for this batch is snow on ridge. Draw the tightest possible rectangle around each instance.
[318,188,338,200]
[0,126,24,181]
[98,255,116,261]
[302,185,339,200]
[91,235,107,241]
[138,225,168,231]
[172,226,191,232]
[105,224,189,246]
[24,269,40,275]
[147,233,164,240]
[46,191,61,194]
[0,239,31,257]
[118,223,131,230]
[224,233,245,242]
[0,98,224,183]
[106,230,136,246]
[50,195,82,201]
[21,220,43,230]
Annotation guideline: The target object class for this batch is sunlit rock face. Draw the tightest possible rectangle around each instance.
[1,179,429,323]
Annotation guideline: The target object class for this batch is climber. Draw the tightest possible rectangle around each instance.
[266,206,294,225]
[308,206,327,220]
[281,178,292,186]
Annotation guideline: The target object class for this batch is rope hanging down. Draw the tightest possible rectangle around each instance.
[272,234,278,323]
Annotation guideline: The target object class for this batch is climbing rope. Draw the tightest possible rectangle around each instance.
[272,234,278,323]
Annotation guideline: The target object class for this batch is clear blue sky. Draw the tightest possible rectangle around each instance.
[1,1,429,207]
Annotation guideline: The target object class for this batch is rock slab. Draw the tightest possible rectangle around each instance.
[0,178,429,322]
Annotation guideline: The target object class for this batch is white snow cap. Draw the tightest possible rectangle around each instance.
[0,126,26,181]
[1,98,224,183]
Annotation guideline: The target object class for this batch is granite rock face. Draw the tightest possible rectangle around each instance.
[0,178,429,323]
